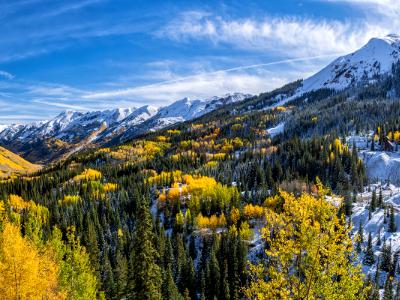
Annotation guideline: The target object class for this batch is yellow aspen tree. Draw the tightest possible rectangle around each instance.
[244,190,365,300]
[0,223,64,300]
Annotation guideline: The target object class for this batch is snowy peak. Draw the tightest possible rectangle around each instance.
[0,92,251,162]
[301,34,400,93]
[158,92,252,120]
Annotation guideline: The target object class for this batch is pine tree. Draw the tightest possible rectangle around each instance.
[114,246,128,298]
[221,259,231,300]
[363,232,375,266]
[377,229,382,246]
[207,247,220,299]
[384,277,394,300]
[356,221,364,252]
[370,189,377,212]
[374,264,380,287]
[380,241,392,272]
[389,206,397,232]
[379,189,384,209]
[102,252,115,297]
[395,282,400,300]
[128,197,162,299]
[161,236,180,299]
[344,192,353,216]
[366,275,380,300]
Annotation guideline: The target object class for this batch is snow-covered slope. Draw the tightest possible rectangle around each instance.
[350,183,400,288]
[0,93,251,162]
[361,151,400,184]
[300,34,400,93]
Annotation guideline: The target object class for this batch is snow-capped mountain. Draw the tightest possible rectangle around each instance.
[0,93,251,162]
[300,34,400,93]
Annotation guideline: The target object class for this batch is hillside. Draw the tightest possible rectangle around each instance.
[2,34,400,299]
[0,93,250,163]
[0,146,40,177]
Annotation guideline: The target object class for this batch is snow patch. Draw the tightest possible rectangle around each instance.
[266,122,285,137]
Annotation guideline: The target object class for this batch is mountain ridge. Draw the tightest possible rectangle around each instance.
[0,92,251,162]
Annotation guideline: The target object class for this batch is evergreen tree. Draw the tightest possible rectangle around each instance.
[114,246,128,299]
[380,241,392,273]
[379,189,384,209]
[344,192,353,216]
[128,197,162,299]
[370,189,377,212]
[389,206,397,233]
[384,277,394,300]
[363,232,375,266]
[395,282,400,300]
[356,221,364,253]
[365,275,380,300]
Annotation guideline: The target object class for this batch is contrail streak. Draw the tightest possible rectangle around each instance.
[84,53,343,99]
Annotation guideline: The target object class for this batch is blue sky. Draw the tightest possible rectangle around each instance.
[0,0,398,124]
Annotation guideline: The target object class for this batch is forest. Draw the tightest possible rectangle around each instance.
[2,64,400,299]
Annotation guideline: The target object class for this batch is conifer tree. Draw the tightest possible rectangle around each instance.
[379,189,384,209]
[395,282,400,300]
[384,277,394,300]
[363,232,375,266]
[389,206,397,233]
[380,241,392,273]
[370,189,377,212]
[114,246,128,299]
[128,197,162,299]
[356,221,364,252]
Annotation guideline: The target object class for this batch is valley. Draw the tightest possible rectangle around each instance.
[2,30,400,299]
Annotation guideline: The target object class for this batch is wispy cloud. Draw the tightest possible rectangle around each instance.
[32,100,90,111]
[0,71,14,80]
[83,55,333,101]
[157,10,389,57]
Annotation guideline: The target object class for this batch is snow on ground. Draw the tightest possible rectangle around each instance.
[347,134,371,150]
[351,183,400,282]
[346,134,400,184]
[360,151,400,184]
[266,122,285,137]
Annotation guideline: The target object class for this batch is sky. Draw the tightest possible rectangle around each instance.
[0,0,399,124]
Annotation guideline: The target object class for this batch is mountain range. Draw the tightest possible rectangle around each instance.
[0,93,250,162]
[1,34,400,163]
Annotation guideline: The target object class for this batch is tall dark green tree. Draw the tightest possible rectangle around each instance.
[370,189,377,212]
[128,197,162,299]
[363,232,375,266]
[389,206,397,233]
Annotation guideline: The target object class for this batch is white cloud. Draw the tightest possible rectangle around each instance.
[322,0,400,23]
[0,70,14,80]
[83,55,331,101]
[157,11,390,57]
[32,100,90,111]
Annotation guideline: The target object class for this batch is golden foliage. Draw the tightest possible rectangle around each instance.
[204,160,218,168]
[73,168,102,182]
[196,213,226,230]
[0,223,65,299]
[275,106,286,112]
[243,204,264,219]
[8,194,30,211]
[103,182,118,192]
[231,124,243,131]
[166,129,181,135]
[245,190,365,300]
[0,146,40,178]
[60,195,81,205]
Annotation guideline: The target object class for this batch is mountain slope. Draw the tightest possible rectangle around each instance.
[300,34,400,93]
[0,93,250,162]
[0,146,40,178]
